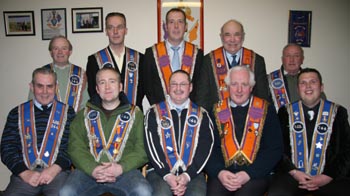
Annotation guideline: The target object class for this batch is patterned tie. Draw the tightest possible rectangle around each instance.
[231,55,237,68]
[171,46,180,71]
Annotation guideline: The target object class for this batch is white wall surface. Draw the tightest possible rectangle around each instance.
[0,0,349,189]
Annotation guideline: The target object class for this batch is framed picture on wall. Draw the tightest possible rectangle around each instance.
[157,0,204,50]
[71,7,103,33]
[3,11,35,36]
[288,10,312,47]
[41,8,67,40]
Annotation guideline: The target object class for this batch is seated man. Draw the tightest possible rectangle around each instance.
[205,66,283,196]
[1,67,76,196]
[60,67,151,196]
[268,68,350,196]
[144,70,214,196]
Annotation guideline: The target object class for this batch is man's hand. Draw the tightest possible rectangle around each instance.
[299,174,332,191]
[19,170,41,187]
[165,174,186,196]
[38,164,62,185]
[218,170,250,191]
[92,162,123,183]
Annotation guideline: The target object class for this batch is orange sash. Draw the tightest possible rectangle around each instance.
[214,97,267,167]
[153,42,197,95]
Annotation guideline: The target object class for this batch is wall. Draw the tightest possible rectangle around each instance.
[0,0,349,189]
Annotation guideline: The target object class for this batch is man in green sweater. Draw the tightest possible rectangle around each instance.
[60,67,151,196]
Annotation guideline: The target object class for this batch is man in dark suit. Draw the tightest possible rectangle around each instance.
[195,19,271,111]
[142,8,203,106]
[268,68,350,196]
[86,12,144,109]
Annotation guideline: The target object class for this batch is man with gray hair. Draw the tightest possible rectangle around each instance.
[205,66,283,196]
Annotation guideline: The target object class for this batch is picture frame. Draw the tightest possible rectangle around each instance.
[157,0,204,49]
[3,11,35,36]
[288,10,312,47]
[41,8,67,40]
[71,7,103,33]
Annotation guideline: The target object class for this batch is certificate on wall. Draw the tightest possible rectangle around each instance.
[41,8,67,40]
[157,0,204,50]
[288,10,312,47]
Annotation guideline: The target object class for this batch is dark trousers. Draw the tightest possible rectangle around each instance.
[267,172,350,196]
[206,176,270,196]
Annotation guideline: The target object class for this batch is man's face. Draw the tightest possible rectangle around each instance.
[166,11,187,45]
[298,72,323,108]
[30,73,56,106]
[169,72,192,105]
[282,45,304,75]
[105,16,128,47]
[228,69,253,105]
[50,38,72,66]
[96,70,123,104]
[220,21,244,54]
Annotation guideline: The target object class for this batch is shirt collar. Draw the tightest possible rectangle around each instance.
[229,97,250,108]
[166,95,190,112]
[33,99,53,111]
[166,40,184,50]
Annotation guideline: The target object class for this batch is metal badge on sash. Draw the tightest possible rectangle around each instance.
[268,69,289,110]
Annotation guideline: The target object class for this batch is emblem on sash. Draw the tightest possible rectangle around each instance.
[187,115,199,127]
[272,78,283,89]
[88,110,99,120]
[70,74,81,85]
[127,61,137,72]
[120,112,131,122]
[292,122,304,133]
[161,117,172,129]
[103,62,113,68]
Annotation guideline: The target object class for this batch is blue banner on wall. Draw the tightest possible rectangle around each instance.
[288,10,312,47]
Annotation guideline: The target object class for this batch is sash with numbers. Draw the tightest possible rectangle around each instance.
[268,69,289,111]
[85,106,136,162]
[210,47,256,101]
[19,100,68,169]
[287,100,337,176]
[152,42,197,95]
[155,101,202,173]
[214,96,267,167]
[45,64,84,112]
[94,47,140,105]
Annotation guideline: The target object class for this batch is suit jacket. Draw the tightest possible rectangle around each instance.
[278,102,350,178]
[195,47,271,111]
[142,42,204,105]
[86,46,145,110]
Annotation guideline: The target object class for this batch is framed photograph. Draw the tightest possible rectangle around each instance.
[41,8,67,40]
[71,7,103,33]
[157,0,204,49]
[288,10,312,47]
[3,11,35,36]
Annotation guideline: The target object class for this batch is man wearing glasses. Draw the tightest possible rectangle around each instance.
[144,70,214,196]
[86,12,144,110]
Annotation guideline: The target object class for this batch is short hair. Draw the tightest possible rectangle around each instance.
[105,12,126,26]
[224,66,255,87]
[48,35,72,51]
[31,67,57,85]
[220,19,245,35]
[96,67,121,83]
[165,8,187,24]
[282,43,304,57]
[169,70,192,83]
[298,67,323,85]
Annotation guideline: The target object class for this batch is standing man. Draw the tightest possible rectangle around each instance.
[144,70,214,196]
[195,19,271,111]
[86,12,144,109]
[268,68,350,196]
[143,8,203,106]
[268,43,304,111]
[60,67,151,196]
[1,67,76,196]
[205,66,283,196]
[29,35,88,112]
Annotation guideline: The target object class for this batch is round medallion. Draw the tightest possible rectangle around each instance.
[103,62,113,68]
[127,61,137,72]
[87,110,99,120]
[272,78,283,89]
[292,121,304,133]
[69,74,81,85]
[187,115,199,127]
[160,117,172,129]
[120,112,131,122]
[316,123,328,134]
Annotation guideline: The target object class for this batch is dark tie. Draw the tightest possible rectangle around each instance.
[42,105,48,111]
[231,55,237,68]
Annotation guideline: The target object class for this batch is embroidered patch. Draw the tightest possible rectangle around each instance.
[161,117,172,129]
[272,78,283,89]
[187,115,199,127]
[70,74,81,85]
[127,61,137,72]
[87,110,99,120]
[293,121,304,133]
[120,112,131,123]
[316,123,328,134]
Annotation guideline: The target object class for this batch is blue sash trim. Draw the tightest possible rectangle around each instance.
[290,100,335,175]
[22,101,37,167]
[181,103,199,166]
[269,69,289,110]
[98,49,113,68]
[125,48,138,105]
[66,65,82,110]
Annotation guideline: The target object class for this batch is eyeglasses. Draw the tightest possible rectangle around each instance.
[170,83,190,88]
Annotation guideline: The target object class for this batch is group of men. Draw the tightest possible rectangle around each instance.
[1,7,349,196]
